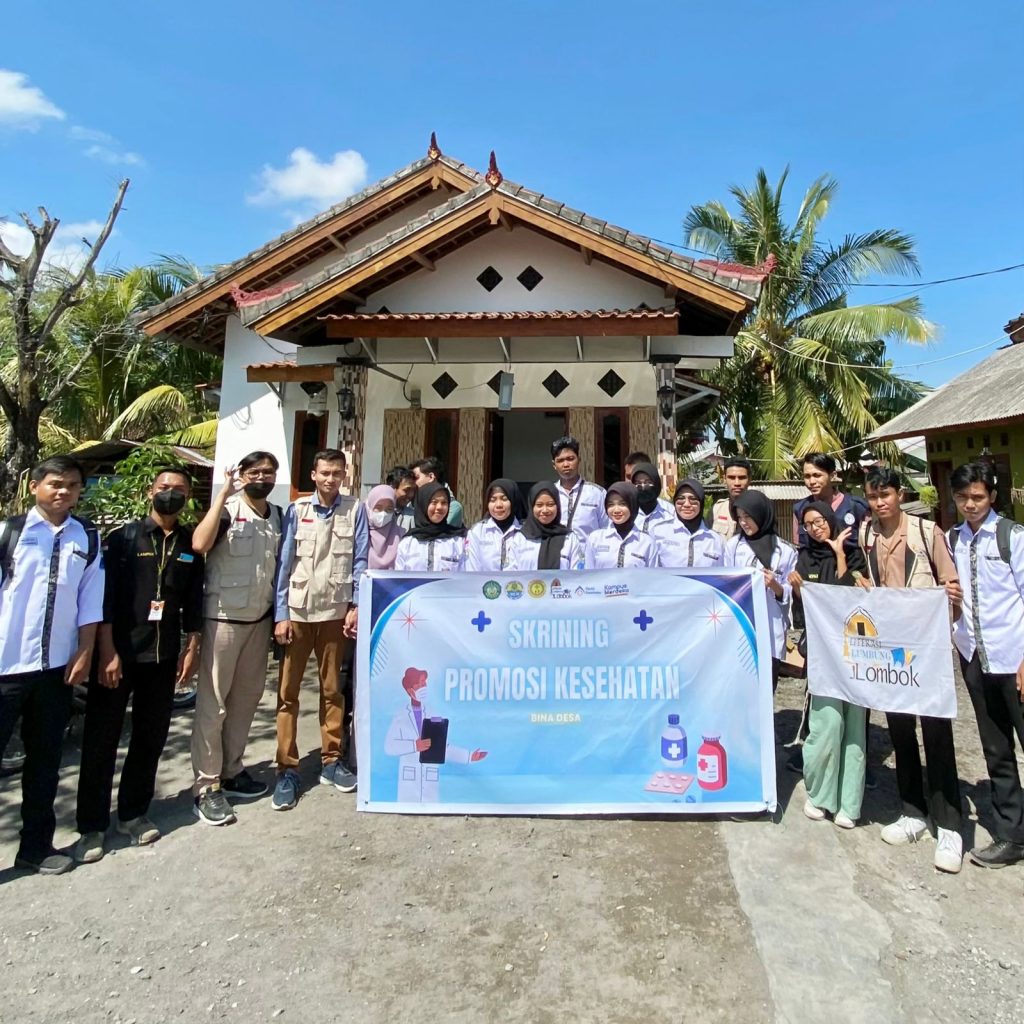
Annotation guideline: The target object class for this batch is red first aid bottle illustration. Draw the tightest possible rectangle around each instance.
[697,736,728,791]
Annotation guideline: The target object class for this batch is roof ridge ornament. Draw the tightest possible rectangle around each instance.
[427,132,442,162]
[485,151,503,188]
[693,252,778,281]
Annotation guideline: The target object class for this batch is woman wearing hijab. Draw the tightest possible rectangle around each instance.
[789,501,868,828]
[466,478,526,572]
[395,482,466,572]
[584,482,659,569]
[630,462,672,535]
[509,482,584,571]
[652,478,725,568]
[724,490,797,662]
[365,484,405,571]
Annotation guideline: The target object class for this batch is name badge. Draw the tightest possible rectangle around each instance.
[21,535,38,545]
[178,553,194,563]
[148,600,165,622]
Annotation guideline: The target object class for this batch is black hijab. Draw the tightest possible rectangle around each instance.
[485,478,527,533]
[731,489,776,569]
[674,478,705,535]
[630,461,661,516]
[407,481,467,542]
[605,481,639,538]
[796,500,867,584]
[521,481,570,569]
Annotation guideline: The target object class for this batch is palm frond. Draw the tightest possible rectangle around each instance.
[103,384,191,441]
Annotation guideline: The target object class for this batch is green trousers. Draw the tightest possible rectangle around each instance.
[803,695,867,819]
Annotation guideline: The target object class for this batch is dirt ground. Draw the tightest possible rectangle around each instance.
[1,663,1022,1024]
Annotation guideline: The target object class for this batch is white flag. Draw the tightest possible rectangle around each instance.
[802,583,956,718]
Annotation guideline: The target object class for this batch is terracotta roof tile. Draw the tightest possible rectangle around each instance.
[318,308,676,323]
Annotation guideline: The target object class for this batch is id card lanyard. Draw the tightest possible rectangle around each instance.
[564,481,583,531]
[149,530,177,622]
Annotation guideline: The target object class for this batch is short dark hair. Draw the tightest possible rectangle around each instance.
[385,465,414,488]
[723,457,752,475]
[238,450,279,472]
[411,456,445,482]
[950,461,997,496]
[312,448,346,469]
[864,466,902,492]
[625,451,652,467]
[153,465,193,489]
[550,436,580,459]
[31,455,85,485]
[801,452,837,475]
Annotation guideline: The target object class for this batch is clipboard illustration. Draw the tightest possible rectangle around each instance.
[419,716,449,764]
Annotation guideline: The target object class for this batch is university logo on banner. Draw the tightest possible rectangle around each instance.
[802,583,956,718]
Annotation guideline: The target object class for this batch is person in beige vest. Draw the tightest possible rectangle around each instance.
[271,449,367,811]
[189,452,283,826]
[709,457,753,540]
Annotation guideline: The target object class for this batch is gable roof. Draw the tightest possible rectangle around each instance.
[868,341,1024,441]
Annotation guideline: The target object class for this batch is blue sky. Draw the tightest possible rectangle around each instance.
[2,1,1022,386]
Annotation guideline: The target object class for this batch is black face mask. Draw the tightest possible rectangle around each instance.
[153,490,187,515]
[243,481,274,500]
[636,486,659,514]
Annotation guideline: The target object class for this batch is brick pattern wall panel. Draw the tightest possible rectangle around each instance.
[567,407,596,480]
[458,407,487,524]
[381,408,426,482]
[341,365,367,494]
[629,405,659,464]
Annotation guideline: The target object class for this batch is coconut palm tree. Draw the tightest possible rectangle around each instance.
[684,169,930,477]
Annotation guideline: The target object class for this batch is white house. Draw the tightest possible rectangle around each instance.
[139,137,767,521]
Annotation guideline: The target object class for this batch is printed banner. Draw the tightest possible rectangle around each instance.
[356,569,777,815]
[802,582,956,718]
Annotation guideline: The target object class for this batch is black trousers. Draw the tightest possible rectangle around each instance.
[885,711,962,830]
[76,659,177,833]
[961,652,1024,844]
[0,667,72,860]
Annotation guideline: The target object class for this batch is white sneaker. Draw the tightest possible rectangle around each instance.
[834,811,857,830]
[934,828,963,873]
[803,799,826,821]
[880,814,929,846]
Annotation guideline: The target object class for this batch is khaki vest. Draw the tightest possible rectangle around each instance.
[711,497,737,539]
[287,495,358,623]
[859,515,939,590]
[204,495,282,622]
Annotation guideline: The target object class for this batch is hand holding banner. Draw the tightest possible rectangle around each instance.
[802,583,956,718]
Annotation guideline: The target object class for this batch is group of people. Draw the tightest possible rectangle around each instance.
[0,436,1022,884]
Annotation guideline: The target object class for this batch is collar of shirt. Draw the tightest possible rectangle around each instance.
[557,478,583,497]
[25,505,70,535]
[312,492,342,516]
[143,514,181,536]
[959,510,998,542]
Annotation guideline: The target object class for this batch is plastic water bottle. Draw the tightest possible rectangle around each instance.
[661,714,688,769]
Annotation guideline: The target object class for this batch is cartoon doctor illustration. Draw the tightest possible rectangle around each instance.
[384,667,487,802]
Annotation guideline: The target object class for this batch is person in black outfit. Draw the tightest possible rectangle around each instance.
[73,467,204,864]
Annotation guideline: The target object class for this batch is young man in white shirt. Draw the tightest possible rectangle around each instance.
[0,457,104,874]
[948,461,1024,869]
[551,435,608,546]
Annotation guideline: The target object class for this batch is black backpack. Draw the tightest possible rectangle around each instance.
[0,513,101,583]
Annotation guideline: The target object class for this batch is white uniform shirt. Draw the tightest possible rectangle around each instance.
[651,519,725,569]
[635,500,674,535]
[395,535,466,573]
[952,511,1024,673]
[507,531,584,572]
[556,478,608,545]
[724,533,797,658]
[465,519,522,572]
[0,508,105,675]
[584,524,659,569]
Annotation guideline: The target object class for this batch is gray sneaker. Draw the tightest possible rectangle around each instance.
[194,785,236,826]
[73,832,106,864]
[116,815,161,846]
[333,763,357,793]
[15,850,74,875]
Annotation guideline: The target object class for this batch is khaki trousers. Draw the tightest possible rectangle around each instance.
[276,619,348,772]
[190,617,273,795]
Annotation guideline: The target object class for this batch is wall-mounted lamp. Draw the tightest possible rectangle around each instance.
[300,381,327,417]
[336,386,355,422]
[657,382,675,421]
[497,371,515,411]
[858,448,878,471]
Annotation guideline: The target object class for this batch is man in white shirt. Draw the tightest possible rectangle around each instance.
[0,456,104,874]
[948,461,1024,869]
[551,435,608,545]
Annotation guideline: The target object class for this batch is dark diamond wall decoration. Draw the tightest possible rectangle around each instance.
[432,372,458,399]
[377,305,390,314]
[517,265,543,291]
[487,372,503,395]
[542,370,569,398]
[597,369,625,397]
[476,266,502,291]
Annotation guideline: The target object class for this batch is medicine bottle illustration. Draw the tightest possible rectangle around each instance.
[697,736,728,791]
[661,714,688,769]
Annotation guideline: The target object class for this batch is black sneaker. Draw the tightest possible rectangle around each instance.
[14,849,74,875]
[193,785,236,826]
[785,748,804,775]
[221,769,269,801]
[969,839,1024,869]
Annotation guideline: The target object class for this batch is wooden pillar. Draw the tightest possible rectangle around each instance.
[567,407,595,480]
[457,408,487,523]
[654,364,678,494]
[381,408,426,478]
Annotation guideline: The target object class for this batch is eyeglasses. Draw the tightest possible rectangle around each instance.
[675,496,700,506]
[244,469,277,479]
[804,517,830,530]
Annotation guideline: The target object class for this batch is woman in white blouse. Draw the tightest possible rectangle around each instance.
[395,482,466,572]
[465,478,526,572]
[584,482,659,569]
[509,482,584,571]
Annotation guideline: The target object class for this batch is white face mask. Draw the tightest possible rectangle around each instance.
[370,509,394,529]
[413,687,428,704]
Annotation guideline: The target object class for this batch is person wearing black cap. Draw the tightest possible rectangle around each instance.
[652,479,724,568]
[509,483,584,571]
[583,483,659,569]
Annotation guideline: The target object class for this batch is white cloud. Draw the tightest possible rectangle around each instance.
[0,69,65,128]
[70,125,112,143]
[1,218,108,273]
[84,143,144,166]
[248,147,368,210]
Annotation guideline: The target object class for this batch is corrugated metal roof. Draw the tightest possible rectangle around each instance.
[868,342,1024,441]
[753,483,808,500]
